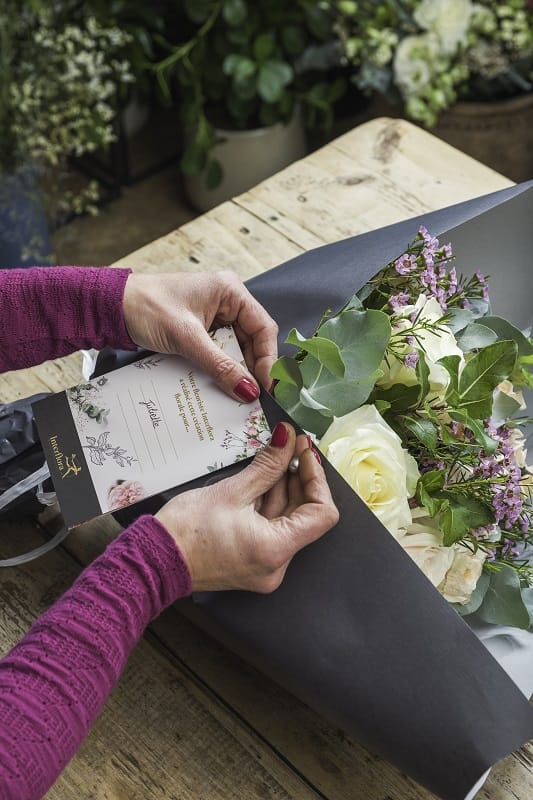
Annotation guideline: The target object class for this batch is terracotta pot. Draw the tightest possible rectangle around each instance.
[433,93,533,183]
[184,109,307,212]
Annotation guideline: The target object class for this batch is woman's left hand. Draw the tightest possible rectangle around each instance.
[122,270,278,402]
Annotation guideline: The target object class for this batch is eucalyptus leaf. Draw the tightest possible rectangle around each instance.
[491,389,522,426]
[452,571,490,616]
[456,323,498,352]
[476,565,531,629]
[319,308,391,381]
[481,316,533,356]
[274,381,332,437]
[270,356,303,388]
[444,307,475,334]
[300,354,381,418]
[285,328,345,377]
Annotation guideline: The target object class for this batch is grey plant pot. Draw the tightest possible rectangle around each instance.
[184,109,307,212]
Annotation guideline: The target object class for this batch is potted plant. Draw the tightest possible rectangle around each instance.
[334,0,533,181]
[0,2,134,267]
[155,0,346,211]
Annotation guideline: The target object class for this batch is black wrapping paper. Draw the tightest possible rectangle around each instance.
[96,181,533,800]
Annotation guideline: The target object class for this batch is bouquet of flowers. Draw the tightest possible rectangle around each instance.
[334,0,533,126]
[272,226,533,628]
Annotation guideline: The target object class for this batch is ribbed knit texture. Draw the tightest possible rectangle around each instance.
[0,267,137,372]
[0,266,193,798]
[0,516,192,800]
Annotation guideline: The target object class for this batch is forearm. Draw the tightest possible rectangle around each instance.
[0,267,137,372]
[0,515,191,800]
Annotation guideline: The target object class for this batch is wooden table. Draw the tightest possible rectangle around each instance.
[2,117,532,800]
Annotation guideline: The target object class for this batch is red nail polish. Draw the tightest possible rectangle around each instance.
[271,422,288,448]
[306,435,313,449]
[312,448,321,465]
[234,378,259,402]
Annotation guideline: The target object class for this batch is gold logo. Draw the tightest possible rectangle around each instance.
[62,454,82,479]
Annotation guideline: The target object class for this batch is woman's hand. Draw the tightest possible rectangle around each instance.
[156,423,339,593]
[122,270,278,401]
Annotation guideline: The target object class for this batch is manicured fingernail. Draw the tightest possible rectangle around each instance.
[312,448,321,465]
[234,378,259,402]
[306,435,313,449]
[269,380,276,394]
[271,422,289,448]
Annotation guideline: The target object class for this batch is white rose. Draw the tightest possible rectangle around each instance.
[438,546,486,604]
[414,0,473,54]
[401,508,487,604]
[318,404,420,538]
[377,295,464,401]
[393,34,436,96]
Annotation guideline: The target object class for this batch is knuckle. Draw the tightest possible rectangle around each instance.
[211,355,240,383]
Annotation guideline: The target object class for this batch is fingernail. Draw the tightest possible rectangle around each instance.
[306,435,313,449]
[312,448,321,465]
[269,380,276,394]
[271,422,289,448]
[234,378,259,402]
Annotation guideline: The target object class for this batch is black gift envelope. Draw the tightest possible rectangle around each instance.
[96,180,533,800]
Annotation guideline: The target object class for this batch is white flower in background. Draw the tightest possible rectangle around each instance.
[393,34,437,95]
[377,295,464,402]
[414,0,473,54]
[318,404,420,538]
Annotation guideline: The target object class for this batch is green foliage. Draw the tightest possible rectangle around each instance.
[476,565,531,629]
[155,0,345,183]
[272,307,391,435]
[334,0,533,127]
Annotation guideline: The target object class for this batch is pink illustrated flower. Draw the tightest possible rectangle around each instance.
[107,479,145,510]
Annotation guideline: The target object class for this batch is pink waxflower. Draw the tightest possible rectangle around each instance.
[107,479,145,510]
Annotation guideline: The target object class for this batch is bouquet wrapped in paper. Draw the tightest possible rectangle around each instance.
[98,181,533,800]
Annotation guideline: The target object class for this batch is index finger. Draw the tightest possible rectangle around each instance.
[233,295,279,390]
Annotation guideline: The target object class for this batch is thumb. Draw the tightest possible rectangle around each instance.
[186,324,260,403]
[229,422,296,504]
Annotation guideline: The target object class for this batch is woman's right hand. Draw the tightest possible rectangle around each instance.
[156,423,339,593]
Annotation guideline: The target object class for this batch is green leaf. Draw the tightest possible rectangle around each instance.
[281,24,306,55]
[456,323,498,352]
[180,141,207,175]
[223,54,256,81]
[318,309,391,381]
[371,383,420,413]
[439,354,461,406]
[457,340,518,418]
[299,354,380,418]
[253,32,276,61]
[440,494,494,546]
[477,565,531,629]
[416,469,445,517]
[222,0,247,26]
[415,349,430,404]
[205,159,223,189]
[285,328,345,378]
[452,571,490,616]
[274,380,332,437]
[257,60,293,103]
[481,316,533,357]
[270,356,303,388]
[491,389,522,426]
[401,415,438,450]
[448,410,498,454]
[442,307,475,334]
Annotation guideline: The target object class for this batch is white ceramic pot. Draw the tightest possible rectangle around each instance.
[184,109,307,212]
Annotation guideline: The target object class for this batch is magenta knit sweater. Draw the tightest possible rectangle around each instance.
[0,268,193,800]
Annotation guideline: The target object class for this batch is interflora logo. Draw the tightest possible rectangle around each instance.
[49,435,82,479]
